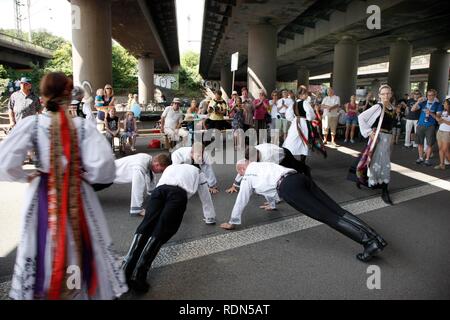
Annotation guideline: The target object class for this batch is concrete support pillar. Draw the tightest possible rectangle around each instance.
[371,79,381,100]
[332,36,359,104]
[418,82,426,96]
[71,0,112,96]
[247,24,277,98]
[297,67,310,88]
[387,38,412,101]
[138,56,154,105]
[427,49,450,102]
[220,66,232,101]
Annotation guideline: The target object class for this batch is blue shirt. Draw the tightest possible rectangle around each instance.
[417,100,443,127]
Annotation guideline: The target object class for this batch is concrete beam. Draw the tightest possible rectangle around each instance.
[138,56,155,105]
[427,49,450,102]
[387,38,412,100]
[71,0,112,93]
[248,24,277,98]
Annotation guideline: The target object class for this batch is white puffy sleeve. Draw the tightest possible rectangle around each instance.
[80,119,116,184]
[82,100,96,124]
[304,100,316,121]
[358,104,382,138]
[285,103,295,122]
[0,116,34,183]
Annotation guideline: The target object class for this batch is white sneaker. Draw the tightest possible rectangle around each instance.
[344,139,348,143]
[203,217,216,225]
[350,139,355,144]
[445,159,450,165]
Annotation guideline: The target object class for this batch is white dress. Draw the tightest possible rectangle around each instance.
[283,100,316,156]
[0,114,128,300]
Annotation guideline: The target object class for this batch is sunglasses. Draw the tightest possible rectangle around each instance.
[105,87,112,90]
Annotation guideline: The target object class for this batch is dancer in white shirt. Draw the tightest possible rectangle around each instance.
[221,161,387,263]
[122,163,217,293]
[171,143,219,194]
[114,153,168,216]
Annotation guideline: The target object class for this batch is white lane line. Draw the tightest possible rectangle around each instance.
[1,180,448,295]
[334,146,450,191]
[150,178,449,269]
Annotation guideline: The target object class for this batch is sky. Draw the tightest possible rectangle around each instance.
[0,0,204,54]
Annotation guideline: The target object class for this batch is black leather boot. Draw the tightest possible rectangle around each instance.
[129,237,164,293]
[381,183,393,205]
[334,216,385,262]
[342,213,388,248]
[121,234,146,285]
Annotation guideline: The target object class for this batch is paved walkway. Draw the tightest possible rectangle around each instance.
[1,135,449,299]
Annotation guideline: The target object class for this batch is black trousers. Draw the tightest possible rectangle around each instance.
[135,185,188,243]
[278,173,347,227]
[280,148,310,176]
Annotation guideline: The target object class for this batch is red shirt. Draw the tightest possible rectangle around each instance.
[253,99,269,120]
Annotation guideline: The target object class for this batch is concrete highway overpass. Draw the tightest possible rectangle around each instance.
[70,0,179,104]
[0,32,53,69]
[199,0,450,102]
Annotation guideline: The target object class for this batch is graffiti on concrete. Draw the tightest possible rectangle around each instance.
[202,80,221,92]
[154,74,179,90]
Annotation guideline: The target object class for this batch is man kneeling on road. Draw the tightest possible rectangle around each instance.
[220,160,387,263]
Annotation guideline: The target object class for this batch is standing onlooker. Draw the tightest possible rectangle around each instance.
[185,99,199,143]
[228,91,239,111]
[8,77,42,128]
[321,87,341,146]
[198,96,211,115]
[392,105,404,145]
[127,93,134,109]
[276,89,294,141]
[359,91,377,112]
[269,90,280,144]
[404,90,421,148]
[205,90,230,130]
[344,95,358,143]
[240,87,254,130]
[412,89,443,166]
[435,97,450,170]
[230,96,245,149]
[252,90,270,143]
[130,94,142,120]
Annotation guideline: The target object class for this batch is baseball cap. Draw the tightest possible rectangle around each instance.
[20,77,32,84]
[232,90,238,95]
[172,97,181,104]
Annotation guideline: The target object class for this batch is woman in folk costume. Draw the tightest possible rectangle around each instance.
[358,84,395,205]
[283,86,316,165]
[0,72,127,300]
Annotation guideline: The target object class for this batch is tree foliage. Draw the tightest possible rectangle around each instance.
[112,44,138,92]
[177,51,203,98]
